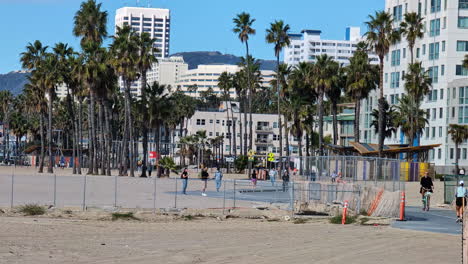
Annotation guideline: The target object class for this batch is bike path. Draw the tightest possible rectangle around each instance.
[392,206,462,235]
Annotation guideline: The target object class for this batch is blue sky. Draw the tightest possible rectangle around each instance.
[0,0,383,74]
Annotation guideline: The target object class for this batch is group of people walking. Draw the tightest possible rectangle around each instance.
[179,167,292,196]
[180,167,224,196]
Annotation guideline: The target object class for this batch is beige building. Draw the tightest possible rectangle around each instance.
[175,64,275,98]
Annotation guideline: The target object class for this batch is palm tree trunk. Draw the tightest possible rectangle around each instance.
[104,100,112,176]
[378,57,385,158]
[285,122,290,157]
[277,55,283,164]
[120,101,129,176]
[455,143,460,175]
[232,116,237,157]
[243,95,248,156]
[38,112,45,173]
[298,131,303,175]
[90,91,98,175]
[87,93,94,174]
[77,99,83,174]
[124,80,135,177]
[238,105,243,156]
[245,41,252,155]
[226,103,232,156]
[318,92,324,155]
[98,100,105,175]
[47,89,53,174]
[410,43,414,65]
[332,102,338,145]
[354,100,361,143]
[65,90,77,174]
[141,70,148,178]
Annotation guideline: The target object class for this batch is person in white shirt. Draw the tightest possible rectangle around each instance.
[269,168,277,186]
[455,180,467,223]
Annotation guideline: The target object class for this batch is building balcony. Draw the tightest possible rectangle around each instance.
[255,126,273,133]
[255,139,273,145]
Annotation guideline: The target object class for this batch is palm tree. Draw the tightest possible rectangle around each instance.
[218,72,233,157]
[312,54,337,155]
[20,40,48,172]
[326,63,344,145]
[233,12,256,153]
[266,20,291,159]
[0,91,13,164]
[371,100,399,143]
[365,11,401,157]
[394,95,428,152]
[448,124,468,174]
[135,32,158,177]
[73,0,108,174]
[345,42,379,142]
[111,25,139,177]
[400,12,424,64]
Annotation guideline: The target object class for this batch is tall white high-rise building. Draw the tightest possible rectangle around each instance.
[284,27,379,66]
[115,7,170,58]
[380,0,468,172]
[115,7,171,96]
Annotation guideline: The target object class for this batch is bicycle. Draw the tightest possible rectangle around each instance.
[421,187,432,211]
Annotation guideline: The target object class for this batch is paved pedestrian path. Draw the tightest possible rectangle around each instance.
[392,206,462,235]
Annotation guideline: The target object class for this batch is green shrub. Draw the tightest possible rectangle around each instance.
[18,204,46,216]
[183,215,194,221]
[329,214,356,224]
[359,209,368,216]
[111,212,139,221]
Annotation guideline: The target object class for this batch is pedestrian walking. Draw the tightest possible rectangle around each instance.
[201,168,209,196]
[331,171,337,183]
[455,180,467,223]
[251,169,257,188]
[269,168,277,186]
[214,168,223,192]
[181,168,189,195]
[148,162,153,177]
[282,169,290,192]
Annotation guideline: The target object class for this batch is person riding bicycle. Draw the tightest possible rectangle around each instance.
[420,171,434,211]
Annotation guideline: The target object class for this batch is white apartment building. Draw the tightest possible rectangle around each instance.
[147,56,188,90]
[115,7,171,96]
[175,64,275,98]
[284,27,379,66]
[115,7,170,58]
[378,0,468,172]
[180,110,305,156]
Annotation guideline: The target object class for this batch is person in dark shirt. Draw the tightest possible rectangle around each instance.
[181,168,189,195]
[251,169,257,188]
[201,168,209,196]
[420,171,434,211]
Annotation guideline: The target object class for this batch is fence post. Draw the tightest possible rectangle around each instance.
[82,175,87,211]
[222,179,226,215]
[10,166,14,208]
[153,176,157,213]
[233,179,236,209]
[289,182,294,217]
[53,172,57,207]
[174,178,178,208]
[114,175,118,208]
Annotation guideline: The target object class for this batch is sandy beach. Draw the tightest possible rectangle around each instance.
[0,215,459,264]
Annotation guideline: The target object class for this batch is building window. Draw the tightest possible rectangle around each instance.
[457,41,468,51]
[439,108,443,118]
[416,48,420,58]
[432,108,437,120]
[450,148,454,159]
[440,89,444,100]
[438,148,442,159]
[391,50,401,66]
[429,42,440,60]
[441,65,445,76]
[385,73,388,83]
[393,5,403,21]
[432,127,436,138]
[459,17,468,28]
[428,66,439,83]
[456,65,468,76]
[439,126,443,137]
[209,132,213,136]
[425,127,430,139]
[443,17,447,29]
[422,44,426,55]
[273,122,278,128]
[461,0,468,9]
[196,119,206,125]
[429,19,441,36]
[463,148,467,159]
[431,0,441,12]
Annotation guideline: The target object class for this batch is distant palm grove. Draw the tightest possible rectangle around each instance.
[3,0,467,177]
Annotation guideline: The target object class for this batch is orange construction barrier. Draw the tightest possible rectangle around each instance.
[368,189,384,216]
[399,192,406,221]
[342,200,348,225]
